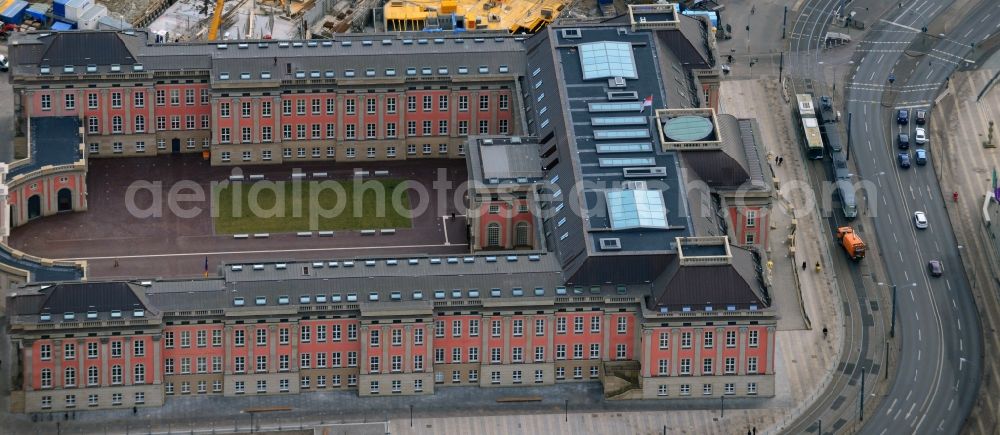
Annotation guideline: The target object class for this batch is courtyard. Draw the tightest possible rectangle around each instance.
[7,155,471,279]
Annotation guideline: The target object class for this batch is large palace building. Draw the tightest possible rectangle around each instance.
[3,4,782,414]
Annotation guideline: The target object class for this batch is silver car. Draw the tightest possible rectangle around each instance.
[915,127,927,145]
[914,211,928,229]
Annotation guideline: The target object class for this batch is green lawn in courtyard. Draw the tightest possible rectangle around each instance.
[213,179,412,234]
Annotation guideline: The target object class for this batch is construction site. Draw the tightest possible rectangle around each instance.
[136,0,611,42]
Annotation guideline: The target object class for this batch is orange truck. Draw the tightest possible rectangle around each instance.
[836,227,866,260]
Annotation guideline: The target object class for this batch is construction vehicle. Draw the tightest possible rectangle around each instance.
[835,227,866,260]
[207,0,224,40]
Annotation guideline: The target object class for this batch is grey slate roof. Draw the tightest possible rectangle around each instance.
[523,23,696,282]
[10,30,527,80]
[8,117,84,179]
[466,136,544,183]
[37,32,138,67]
[650,247,767,311]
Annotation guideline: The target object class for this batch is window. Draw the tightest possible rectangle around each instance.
[257,380,267,393]
[111,342,121,358]
[726,331,737,348]
[438,144,448,154]
[366,123,377,139]
[220,151,231,162]
[41,94,51,110]
[346,99,356,114]
[330,352,342,368]
[512,347,523,363]
[659,332,670,349]
[681,332,692,348]
[435,348,445,364]
[423,95,432,111]
[557,317,567,333]
[348,324,358,340]
[479,120,489,134]
[414,355,423,371]
[171,116,180,130]
[220,128,231,143]
[499,119,509,135]
[201,89,210,104]
[438,120,448,135]
[169,90,181,106]
[486,223,500,247]
[385,97,396,113]
[435,321,445,338]
[300,353,311,369]
[87,116,99,134]
[65,395,76,407]
[616,344,626,360]
[112,142,123,153]
[556,345,566,360]
[283,125,292,140]
[297,124,306,139]
[534,319,545,336]
[348,352,358,367]
[133,340,145,357]
[556,367,566,379]
[366,98,376,114]
[134,364,146,384]
[499,94,509,110]
[40,368,53,388]
[282,100,292,115]
[387,146,396,157]
[407,144,417,155]
[370,380,380,394]
[111,116,123,134]
[256,355,268,372]
[197,357,207,373]
[573,344,584,359]
[747,357,758,374]
[749,330,759,347]
[297,99,306,115]
[406,121,416,137]
[261,126,273,143]
[346,124,356,140]
[479,95,489,110]
[704,331,714,348]
[423,120,432,136]
[590,317,601,333]
[185,89,195,105]
[573,367,583,379]
[133,91,145,108]
[748,382,758,395]
[680,358,691,375]
[574,317,584,334]
[155,90,165,106]
[589,344,600,359]
[512,320,523,336]
[180,358,191,374]
[658,385,669,396]
[260,101,271,117]
[220,102,231,117]
[703,358,714,375]
[234,357,246,373]
[242,127,252,144]
[327,123,336,139]
[111,92,122,108]
[110,365,122,385]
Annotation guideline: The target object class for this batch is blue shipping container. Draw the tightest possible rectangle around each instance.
[53,0,69,17]
[51,20,74,30]
[25,3,48,21]
[1,0,30,25]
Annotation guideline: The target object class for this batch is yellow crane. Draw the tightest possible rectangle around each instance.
[208,0,225,40]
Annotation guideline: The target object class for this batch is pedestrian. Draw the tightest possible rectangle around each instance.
[751,5,755,14]
[802,261,807,270]
[775,156,780,165]
[114,258,119,268]
[133,406,137,415]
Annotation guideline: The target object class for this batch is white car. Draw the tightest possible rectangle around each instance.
[0,54,9,72]
[915,127,927,145]
[914,211,928,229]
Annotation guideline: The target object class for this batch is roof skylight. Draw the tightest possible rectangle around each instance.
[606,189,668,230]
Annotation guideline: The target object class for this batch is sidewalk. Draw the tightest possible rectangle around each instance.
[718,78,845,433]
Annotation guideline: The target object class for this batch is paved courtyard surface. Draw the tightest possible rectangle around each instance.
[8,155,471,279]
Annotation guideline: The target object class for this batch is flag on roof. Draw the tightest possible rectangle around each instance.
[640,95,653,113]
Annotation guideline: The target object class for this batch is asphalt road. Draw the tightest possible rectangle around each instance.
[846,0,993,432]
[783,0,990,433]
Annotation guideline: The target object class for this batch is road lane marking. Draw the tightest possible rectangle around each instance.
[877,54,885,64]
[948,399,954,410]
[947,280,952,291]
[870,71,877,80]
[914,414,927,430]
[893,233,898,243]
[917,350,921,360]
[918,329,922,341]
[899,251,904,261]
[957,319,961,330]
[906,390,912,401]
[906,402,916,419]
[952,298,957,309]
[888,398,898,414]
[910,288,915,301]
[866,122,869,132]
[915,311,919,320]
[880,19,921,32]
[960,339,964,351]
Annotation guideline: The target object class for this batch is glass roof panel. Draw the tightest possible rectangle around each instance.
[606,189,669,230]
[579,41,638,80]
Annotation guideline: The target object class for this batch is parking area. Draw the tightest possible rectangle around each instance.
[7,155,471,279]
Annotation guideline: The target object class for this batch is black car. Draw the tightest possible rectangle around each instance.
[898,133,909,149]
[898,152,911,168]
[928,260,943,277]
[897,109,909,125]
[915,109,927,125]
